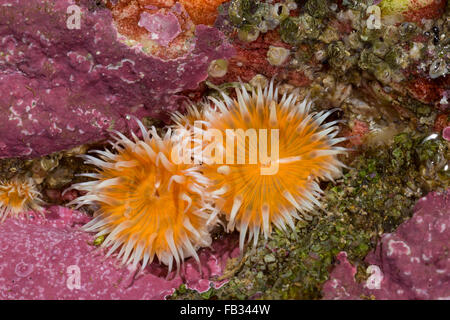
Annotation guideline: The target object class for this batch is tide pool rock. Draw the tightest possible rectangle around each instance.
[0,206,239,299]
[0,0,234,159]
[323,190,450,300]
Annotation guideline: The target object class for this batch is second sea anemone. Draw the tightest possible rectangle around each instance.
[176,81,347,250]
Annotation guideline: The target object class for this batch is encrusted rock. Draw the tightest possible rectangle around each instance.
[323,190,450,300]
[0,206,239,299]
[0,0,234,159]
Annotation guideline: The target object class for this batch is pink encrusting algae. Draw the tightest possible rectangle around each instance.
[0,0,234,159]
[443,126,450,141]
[0,206,239,299]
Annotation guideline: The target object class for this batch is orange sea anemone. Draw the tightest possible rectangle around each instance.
[68,120,217,272]
[175,81,347,250]
[0,177,44,223]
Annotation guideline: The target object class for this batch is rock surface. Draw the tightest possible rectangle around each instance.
[322,190,450,300]
[0,0,234,159]
[0,206,239,299]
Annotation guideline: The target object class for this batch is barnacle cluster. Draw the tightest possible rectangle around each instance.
[69,80,346,269]
[229,0,298,41]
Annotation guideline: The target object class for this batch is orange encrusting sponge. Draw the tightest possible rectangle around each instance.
[180,0,228,25]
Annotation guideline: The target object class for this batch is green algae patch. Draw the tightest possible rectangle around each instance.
[379,0,410,15]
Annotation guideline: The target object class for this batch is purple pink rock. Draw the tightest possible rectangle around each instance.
[138,11,181,47]
[443,126,450,141]
[0,0,234,159]
[322,190,450,300]
[0,206,239,299]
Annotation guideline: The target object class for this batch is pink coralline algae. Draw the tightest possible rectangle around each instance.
[443,127,450,141]
[138,11,181,47]
[322,190,450,300]
[0,0,234,159]
[0,206,239,299]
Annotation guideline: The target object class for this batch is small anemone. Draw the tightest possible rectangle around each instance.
[0,177,44,223]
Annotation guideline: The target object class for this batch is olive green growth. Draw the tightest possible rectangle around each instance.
[171,132,449,300]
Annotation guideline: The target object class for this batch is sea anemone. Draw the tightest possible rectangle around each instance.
[0,177,44,223]
[67,120,217,273]
[177,81,347,250]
